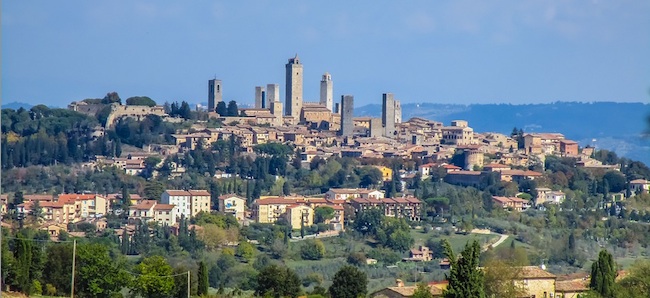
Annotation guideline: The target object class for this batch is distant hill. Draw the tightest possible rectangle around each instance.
[1,102,33,110]
[356,102,650,165]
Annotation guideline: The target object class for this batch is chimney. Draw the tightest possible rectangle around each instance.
[396,279,404,288]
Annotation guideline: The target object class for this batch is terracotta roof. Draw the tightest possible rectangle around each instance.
[218,194,247,200]
[517,266,556,279]
[132,200,157,210]
[442,164,461,169]
[350,198,371,204]
[328,188,364,194]
[254,198,300,205]
[165,190,191,196]
[41,201,66,208]
[492,196,529,204]
[153,204,175,210]
[447,171,482,176]
[188,190,211,196]
[500,170,543,176]
[405,197,421,203]
[380,285,443,297]
[393,198,409,203]
[58,194,101,201]
[484,163,509,168]
[556,280,589,292]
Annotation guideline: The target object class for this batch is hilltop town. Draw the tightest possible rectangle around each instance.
[2,55,650,298]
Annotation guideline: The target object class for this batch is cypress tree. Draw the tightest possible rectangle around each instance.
[443,239,485,298]
[590,249,616,298]
[121,229,130,255]
[14,235,33,294]
[198,261,209,296]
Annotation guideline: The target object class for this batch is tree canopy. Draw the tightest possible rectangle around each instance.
[126,96,157,107]
[329,265,367,298]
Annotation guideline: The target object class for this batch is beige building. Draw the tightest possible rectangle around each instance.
[492,196,531,212]
[441,120,474,146]
[630,179,650,195]
[325,188,385,201]
[514,266,557,298]
[153,204,178,226]
[129,200,179,226]
[287,205,314,230]
[301,104,333,126]
[536,188,566,205]
[254,197,299,226]
[58,194,108,219]
[218,194,247,220]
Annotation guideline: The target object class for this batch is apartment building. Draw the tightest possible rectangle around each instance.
[349,196,423,221]
[325,188,385,201]
[161,189,211,219]
[218,194,247,220]
[129,200,179,226]
[492,196,531,212]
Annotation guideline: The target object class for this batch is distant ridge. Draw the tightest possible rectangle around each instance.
[2,102,33,110]
[356,101,650,165]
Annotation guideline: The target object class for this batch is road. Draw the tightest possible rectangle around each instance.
[289,230,341,242]
[470,228,509,252]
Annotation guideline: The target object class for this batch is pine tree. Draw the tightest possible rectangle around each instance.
[590,249,617,298]
[443,239,485,298]
[198,261,209,296]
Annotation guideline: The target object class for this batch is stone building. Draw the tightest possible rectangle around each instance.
[394,99,402,124]
[266,83,280,108]
[254,86,265,108]
[340,95,354,136]
[320,72,333,111]
[285,54,303,120]
[382,93,395,138]
[208,79,223,112]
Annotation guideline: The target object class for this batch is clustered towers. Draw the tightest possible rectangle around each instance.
[207,54,401,139]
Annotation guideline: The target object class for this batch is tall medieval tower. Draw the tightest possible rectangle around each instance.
[285,54,303,120]
[320,72,333,111]
[208,79,222,112]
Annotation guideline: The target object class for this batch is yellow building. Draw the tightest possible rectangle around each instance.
[254,197,300,225]
[286,205,314,230]
[374,166,393,182]
[515,266,557,298]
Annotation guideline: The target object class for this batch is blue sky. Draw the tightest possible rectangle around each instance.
[2,0,649,107]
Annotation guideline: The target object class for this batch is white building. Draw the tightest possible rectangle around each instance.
[161,190,211,219]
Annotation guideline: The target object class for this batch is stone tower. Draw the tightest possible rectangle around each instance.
[464,148,484,171]
[270,101,283,127]
[285,54,303,120]
[394,99,402,124]
[340,95,354,137]
[255,86,265,109]
[320,72,333,111]
[382,93,395,138]
[266,84,280,108]
[208,79,222,112]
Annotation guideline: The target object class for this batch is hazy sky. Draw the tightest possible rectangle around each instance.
[3,1,650,107]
